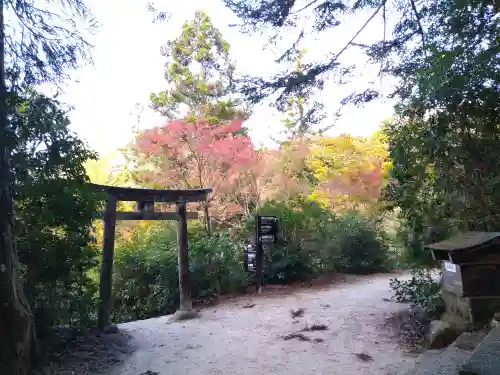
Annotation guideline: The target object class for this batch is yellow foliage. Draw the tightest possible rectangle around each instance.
[87,151,153,246]
[306,190,329,208]
[305,132,390,213]
[85,150,129,186]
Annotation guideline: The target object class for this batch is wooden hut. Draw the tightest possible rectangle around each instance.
[426,232,500,325]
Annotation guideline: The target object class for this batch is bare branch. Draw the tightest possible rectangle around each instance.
[290,0,321,15]
[332,0,387,63]
[409,0,425,47]
[275,29,304,63]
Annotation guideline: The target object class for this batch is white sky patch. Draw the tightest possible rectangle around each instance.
[28,0,398,163]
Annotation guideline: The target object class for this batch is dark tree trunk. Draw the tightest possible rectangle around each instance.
[0,2,36,373]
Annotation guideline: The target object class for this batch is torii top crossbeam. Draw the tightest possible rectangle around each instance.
[90,183,212,202]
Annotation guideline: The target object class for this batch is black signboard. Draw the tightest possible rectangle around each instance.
[253,215,279,293]
[257,215,278,245]
[243,244,256,272]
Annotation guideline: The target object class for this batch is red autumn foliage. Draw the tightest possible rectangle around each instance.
[134,116,257,220]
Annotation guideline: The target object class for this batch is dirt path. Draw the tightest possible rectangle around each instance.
[110,273,417,375]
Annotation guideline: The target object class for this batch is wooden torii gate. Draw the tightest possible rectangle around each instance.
[91,183,212,330]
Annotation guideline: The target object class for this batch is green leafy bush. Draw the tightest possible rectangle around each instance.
[389,268,444,315]
[111,198,392,322]
[188,229,250,298]
[112,223,249,322]
[393,226,439,268]
[334,212,389,274]
[11,89,101,336]
[112,225,178,321]
[241,199,340,283]
[241,199,390,284]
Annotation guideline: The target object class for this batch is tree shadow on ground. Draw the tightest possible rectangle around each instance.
[32,327,137,375]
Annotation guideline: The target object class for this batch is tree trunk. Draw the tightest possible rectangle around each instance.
[0,169,35,374]
[0,2,36,373]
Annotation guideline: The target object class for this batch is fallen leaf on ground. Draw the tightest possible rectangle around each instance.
[185,344,201,350]
[302,323,328,332]
[282,332,311,341]
[290,308,305,318]
[354,353,373,362]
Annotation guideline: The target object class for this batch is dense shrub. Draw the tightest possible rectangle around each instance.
[392,220,453,269]
[396,229,437,268]
[389,268,444,315]
[241,199,390,284]
[334,212,389,274]
[112,223,249,322]
[241,199,339,283]
[188,229,250,297]
[111,197,391,322]
[111,225,178,321]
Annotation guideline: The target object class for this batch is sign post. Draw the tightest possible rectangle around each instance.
[254,215,278,294]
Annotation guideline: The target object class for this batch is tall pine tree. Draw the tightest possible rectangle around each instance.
[150,10,241,233]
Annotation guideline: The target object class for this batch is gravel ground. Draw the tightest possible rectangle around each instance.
[103,273,419,375]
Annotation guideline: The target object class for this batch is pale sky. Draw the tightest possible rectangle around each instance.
[59,0,397,158]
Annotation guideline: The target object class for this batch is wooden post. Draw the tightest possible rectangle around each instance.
[255,215,263,294]
[176,201,192,311]
[255,243,263,294]
[98,194,117,330]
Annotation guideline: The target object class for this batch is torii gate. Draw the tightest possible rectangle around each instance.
[91,184,212,330]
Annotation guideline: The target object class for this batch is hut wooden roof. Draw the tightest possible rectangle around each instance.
[425,232,500,252]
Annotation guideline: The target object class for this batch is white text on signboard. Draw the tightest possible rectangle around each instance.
[444,261,457,273]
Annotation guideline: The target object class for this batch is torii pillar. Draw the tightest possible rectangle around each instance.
[91,184,211,330]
